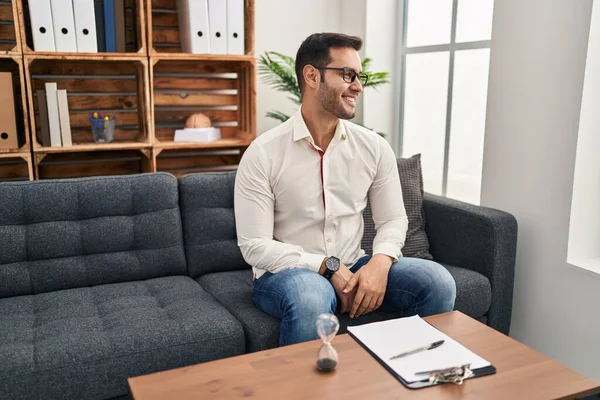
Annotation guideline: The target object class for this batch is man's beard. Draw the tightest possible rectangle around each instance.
[316,82,356,120]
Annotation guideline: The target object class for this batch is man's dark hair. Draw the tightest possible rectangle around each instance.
[295,33,363,96]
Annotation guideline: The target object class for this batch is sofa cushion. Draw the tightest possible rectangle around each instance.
[197,270,279,352]
[197,270,401,351]
[178,172,250,278]
[0,173,187,298]
[362,154,433,260]
[0,276,245,400]
[198,264,491,351]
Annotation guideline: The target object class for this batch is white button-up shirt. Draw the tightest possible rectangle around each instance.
[234,108,408,279]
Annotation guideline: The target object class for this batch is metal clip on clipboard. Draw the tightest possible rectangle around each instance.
[415,364,474,385]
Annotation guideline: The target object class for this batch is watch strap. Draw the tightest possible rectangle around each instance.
[323,260,335,280]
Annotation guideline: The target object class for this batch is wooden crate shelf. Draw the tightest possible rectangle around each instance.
[0,54,29,154]
[149,52,256,63]
[34,149,152,179]
[150,56,255,149]
[155,147,241,178]
[24,54,151,151]
[34,142,151,154]
[17,0,146,56]
[0,151,33,181]
[154,138,249,150]
[148,0,255,57]
[0,1,21,54]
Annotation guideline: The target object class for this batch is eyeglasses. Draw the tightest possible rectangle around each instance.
[314,66,369,86]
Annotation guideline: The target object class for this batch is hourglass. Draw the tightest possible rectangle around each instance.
[315,313,340,372]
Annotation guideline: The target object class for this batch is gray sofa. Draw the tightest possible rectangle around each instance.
[0,170,517,399]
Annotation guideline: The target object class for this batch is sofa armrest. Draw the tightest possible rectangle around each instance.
[423,193,518,335]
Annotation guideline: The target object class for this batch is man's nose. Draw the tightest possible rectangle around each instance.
[351,78,363,92]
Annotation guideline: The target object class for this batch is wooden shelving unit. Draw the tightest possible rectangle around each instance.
[0,0,256,180]
[146,0,256,176]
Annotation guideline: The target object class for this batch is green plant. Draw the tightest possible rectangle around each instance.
[258,51,390,127]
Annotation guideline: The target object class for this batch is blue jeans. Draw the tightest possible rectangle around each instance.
[253,255,456,346]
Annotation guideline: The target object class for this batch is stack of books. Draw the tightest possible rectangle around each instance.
[37,83,72,147]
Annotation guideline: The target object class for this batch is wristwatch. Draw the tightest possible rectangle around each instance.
[322,256,340,281]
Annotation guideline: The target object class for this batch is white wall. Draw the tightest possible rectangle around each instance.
[364,0,398,146]
[568,0,600,268]
[254,0,370,134]
[255,0,342,134]
[481,0,600,381]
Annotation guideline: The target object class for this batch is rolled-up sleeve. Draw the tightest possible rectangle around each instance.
[368,140,409,261]
[234,142,325,274]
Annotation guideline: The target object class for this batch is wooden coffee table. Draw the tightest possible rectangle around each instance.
[128,311,599,399]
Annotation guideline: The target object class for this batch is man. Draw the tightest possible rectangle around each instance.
[234,33,456,346]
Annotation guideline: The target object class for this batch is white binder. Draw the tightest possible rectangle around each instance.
[28,0,56,51]
[72,0,98,52]
[177,0,210,54]
[208,0,227,54]
[50,0,78,52]
[226,0,244,54]
[57,90,72,146]
[44,83,62,147]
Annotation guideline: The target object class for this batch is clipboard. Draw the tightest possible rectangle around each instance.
[346,315,497,389]
[348,330,496,389]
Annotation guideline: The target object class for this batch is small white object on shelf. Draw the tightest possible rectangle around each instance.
[174,127,221,142]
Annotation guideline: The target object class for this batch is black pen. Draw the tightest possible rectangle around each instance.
[389,340,445,361]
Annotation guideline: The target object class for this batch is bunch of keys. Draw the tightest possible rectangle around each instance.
[415,364,474,385]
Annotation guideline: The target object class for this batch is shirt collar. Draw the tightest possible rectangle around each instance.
[292,107,348,143]
[292,108,312,142]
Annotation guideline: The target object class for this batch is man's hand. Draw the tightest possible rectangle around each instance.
[329,264,356,314]
[343,254,394,318]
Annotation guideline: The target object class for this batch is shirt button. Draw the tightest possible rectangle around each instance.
[327,237,332,243]
[327,213,333,219]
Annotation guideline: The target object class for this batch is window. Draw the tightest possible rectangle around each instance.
[398,0,494,204]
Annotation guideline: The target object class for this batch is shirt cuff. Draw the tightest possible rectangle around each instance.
[373,243,401,262]
[299,252,327,273]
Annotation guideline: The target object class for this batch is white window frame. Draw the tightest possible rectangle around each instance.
[394,0,492,197]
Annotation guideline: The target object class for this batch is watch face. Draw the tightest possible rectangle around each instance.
[326,256,340,272]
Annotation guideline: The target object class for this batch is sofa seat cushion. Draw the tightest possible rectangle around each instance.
[197,270,280,352]
[0,276,245,400]
[443,263,492,319]
[198,264,491,352]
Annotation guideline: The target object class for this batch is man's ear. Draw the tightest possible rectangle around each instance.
[303,65,319,91]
